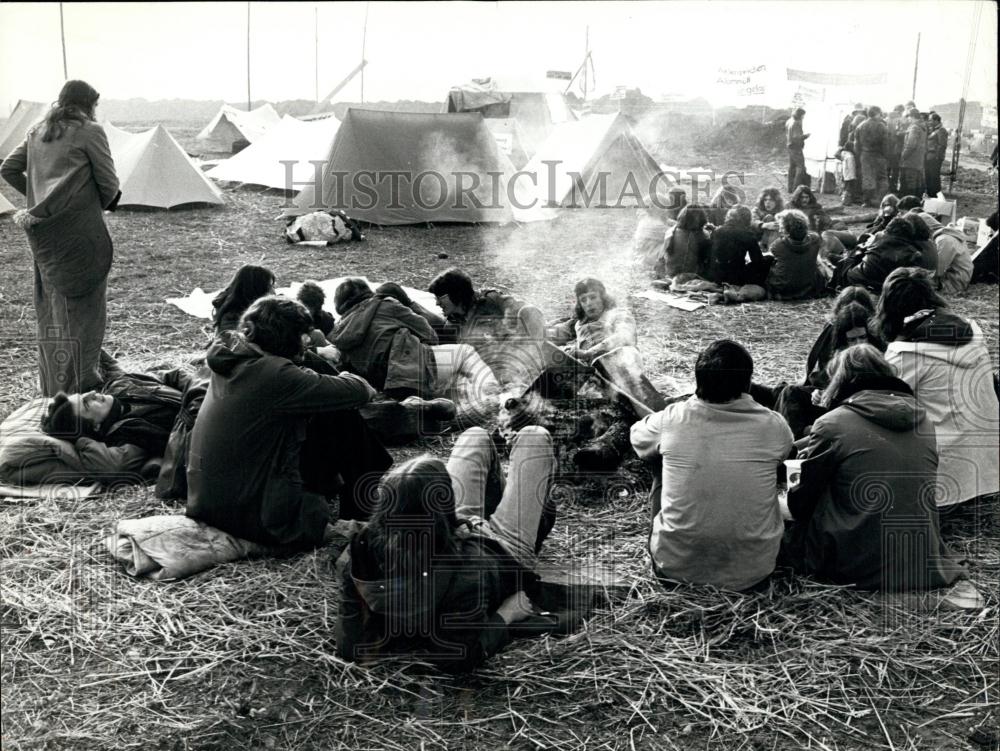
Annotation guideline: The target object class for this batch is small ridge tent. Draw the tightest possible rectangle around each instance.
[104,123,224,208]
[282,109,551,225]
[0,100,47,159]
[521,113,664,209]
[207,114,341,191]
[196,103,281,152]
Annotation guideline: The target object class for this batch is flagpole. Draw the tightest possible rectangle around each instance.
[246,2,252,110]
[911,32,920,102]
[949,3,982,192]
[59,3,68,78]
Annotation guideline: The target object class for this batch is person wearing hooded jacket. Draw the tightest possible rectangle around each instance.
[186,297,393,547]
[913,212,973,294]
[875,268,1000,507]
[784,344,966,590]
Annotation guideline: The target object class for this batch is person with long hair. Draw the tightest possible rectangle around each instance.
[211,264,276,333]
[752,187,784,252]
[874,267,999,507]
[1,80,121,396]
[654,205,712,279]
[804,286,882,382]
[336,425,570,672]
[783,344,966,590]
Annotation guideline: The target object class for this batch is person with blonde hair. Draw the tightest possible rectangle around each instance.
[785,344,965,590]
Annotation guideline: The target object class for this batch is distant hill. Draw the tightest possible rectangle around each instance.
[94,98,443,124]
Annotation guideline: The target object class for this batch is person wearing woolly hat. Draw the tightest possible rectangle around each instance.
[913,212,973,294]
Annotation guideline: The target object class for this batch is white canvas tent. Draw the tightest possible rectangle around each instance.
[196,103,281,152]
[104,123,224,208]
[0,192,16,215]
[484,118,530,170]
[521,114,664,208]
[0,100,47,159]
[206,114,341,190]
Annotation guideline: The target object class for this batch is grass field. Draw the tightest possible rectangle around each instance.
[1,137,998,751]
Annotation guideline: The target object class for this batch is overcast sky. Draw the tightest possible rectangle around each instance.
[1,1,996,115]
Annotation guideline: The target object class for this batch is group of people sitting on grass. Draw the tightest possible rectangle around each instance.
[33,250,998,672]
[646,185,993,305]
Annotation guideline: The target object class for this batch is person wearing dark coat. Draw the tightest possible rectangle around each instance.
[332,278,439,399]
[336,427,577,673]
[852,107,890,207]
[654,205,712,279]
[899,109,927,197]
[765,209,823,300]
[39,350,193,476]
[857,194,900,244]
[788,185,832,233]
[924,113,948,197]
[804,286,881,384]
[211,264,276,334]
[186,297,392,548]
[706,205,769,286]
[886,105,906,192]
[783,344,966,591]
[841,216,923,291]
[296,281,335,339]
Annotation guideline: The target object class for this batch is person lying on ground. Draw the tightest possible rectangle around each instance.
[296,280,335,345]
[765,209,825,301]
[336,425,572,673]
[631,340,793,592]
[782,344,966,591]
[427,267,548,392]
[186,296,393,550]
[653,205,712,280]
[705,205,770,287]
[334,278,498,426]
[752,187,783,252]
[912,212,973,294]
[212,264,275,334]
[839,215,924,291]
[40,350,195,477]
[875,267,1000,508]
[547,278,666,471]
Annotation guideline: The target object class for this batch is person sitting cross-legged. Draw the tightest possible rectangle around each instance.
[782,344,967,590]
[186,296,393,550]
[631,340,793,591]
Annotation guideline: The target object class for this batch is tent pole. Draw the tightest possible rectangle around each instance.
[911,33,920,102]
[583,26,589,101]
[59,3,68,78]
[949,3,981,192]
[246,2,252,110]
[314,6,319,102]
[360,2,369,104]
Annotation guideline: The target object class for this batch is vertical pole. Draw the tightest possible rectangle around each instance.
[246,2,252,110]
[950,3,981,191]
[583,26,589,101]
[59,3,68,78]
[360,2,369,103]
[314,6,319,102]
[911,33,920,102]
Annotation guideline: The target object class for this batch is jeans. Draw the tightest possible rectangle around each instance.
[446,426,557,568]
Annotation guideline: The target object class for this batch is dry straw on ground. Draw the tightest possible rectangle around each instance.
[1,152,998,749]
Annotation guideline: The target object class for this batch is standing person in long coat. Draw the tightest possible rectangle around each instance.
[924,113,948,197]
[898,108,927,198]
[852,107,890,207]
[785,108,811,193]
[1,80,121,396]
